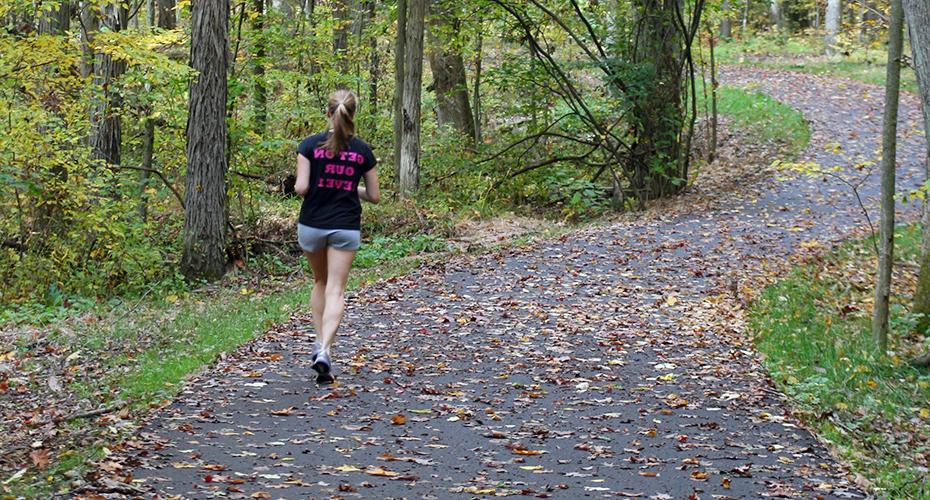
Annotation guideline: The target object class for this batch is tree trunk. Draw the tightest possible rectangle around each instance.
[719,0,732,39]
[871,0,904,353]
[90,4,129,166]
[182,0,229,281]
[157,0,177,29]
[399,0,425,197]
[38,0,71,34]
[709,32,718,162]
[393,0,407,182]
[630,0,686,200]
[903,0,930,336]
[473,18,483,145]
[825,0,842,54]
[366,0,379,118]
[427,3,474,140]
[770,0,785,31]
[252,0,267,134]
[333,0,350,73]
[139,114,155,221]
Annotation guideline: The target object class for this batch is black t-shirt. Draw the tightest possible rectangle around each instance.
[296,132,376,230]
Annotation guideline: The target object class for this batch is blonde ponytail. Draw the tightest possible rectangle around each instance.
[323,90,357,155]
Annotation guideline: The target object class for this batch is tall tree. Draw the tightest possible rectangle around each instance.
[181,0,230,281]
[333,0,351,73]
[38,0,71,34]
[366,0,379,116]
[770,0,785,31]
[393,0,407,181]
[89,2,129,165]
[157,0,176,29]
[252,0,267,133]
[719,0,732,39]
[904,0,930,362]
[629,0,695,199]
[399,0,425,197]
[871,0,904,352]
[427,1,474,140]
[825,0,842,54]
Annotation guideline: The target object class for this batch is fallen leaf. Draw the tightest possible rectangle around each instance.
[30,449,49,470]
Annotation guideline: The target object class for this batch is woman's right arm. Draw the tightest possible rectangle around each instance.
[295,154,311,197]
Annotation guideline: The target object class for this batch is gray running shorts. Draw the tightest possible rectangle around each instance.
[297,224,361,252]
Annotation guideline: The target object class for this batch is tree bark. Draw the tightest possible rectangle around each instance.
[38,0,71,34]
[871,0,904,353]
[427,2,474,140]
[630,0,687,200]
[473,18,482,145]
[182,0,230,281]
[366,0,379,117]
[399,0,425,197]
[157,0,177,29]
[770,0,785,31]
[333,0,351,73]
[719,0,732,39]
[825,0,842,54]
[393,0,407,182]
[90,3,129,166]
[903,0,930,337]
[252,0,267,134]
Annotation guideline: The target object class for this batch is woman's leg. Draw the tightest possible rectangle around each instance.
[317,247,356,353]
[305,249,328,351]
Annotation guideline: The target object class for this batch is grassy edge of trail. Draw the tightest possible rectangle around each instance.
[2,83,811,497]
[748,225,930,498]
[716,35,919,94]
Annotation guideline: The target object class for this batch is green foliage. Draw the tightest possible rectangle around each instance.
[715,86,810,154]
[749,225,930,497]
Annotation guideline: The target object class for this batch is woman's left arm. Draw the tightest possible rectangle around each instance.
[358,167,380,204]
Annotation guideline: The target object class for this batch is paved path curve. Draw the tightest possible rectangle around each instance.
[122,67,927,499]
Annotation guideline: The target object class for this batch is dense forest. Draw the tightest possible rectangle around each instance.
[4,0,912,309]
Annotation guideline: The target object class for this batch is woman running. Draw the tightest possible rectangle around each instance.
[294,89,379,384]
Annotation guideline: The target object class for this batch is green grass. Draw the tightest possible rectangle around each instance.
[715,85,811,155]
[718,34,919,94]
[749,225,930,497]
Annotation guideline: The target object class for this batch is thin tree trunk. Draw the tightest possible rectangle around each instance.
[90,3,128,166]
[399,0,425,197]
[719,0,732,39]
[147,0,155,26]
[871,0,904,352]
[709,32,718,162]
[473,18,482,145]
[366,0,379,123]
[825,0,842,54]
[252,0,267,134]
[393,0,407,182]
[182,0,229,281]
[427,3,474,140]
[333,0,350,73]
[770,0,785,31]
[742,0,750,32]
[903,0,930,338]
[39,0,71,34]
[139,113,155,221]
[157,0,176,29]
